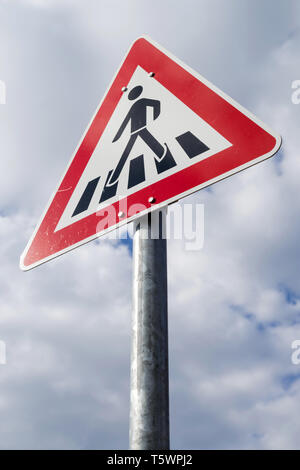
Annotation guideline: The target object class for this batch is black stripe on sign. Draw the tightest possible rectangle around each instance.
[176,131,209,158]
[154,144,177,174]
[128,154,145,189]
[72,176,100,217]
[100,170,119,203]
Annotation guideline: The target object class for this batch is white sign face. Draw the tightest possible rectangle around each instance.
[56,66,232,231]
[20,36,281,270]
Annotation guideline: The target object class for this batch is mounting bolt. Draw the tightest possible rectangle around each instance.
[148,72,155,77]
[148,196,156,204]
[121,86,128,92]
[118,211,125,218]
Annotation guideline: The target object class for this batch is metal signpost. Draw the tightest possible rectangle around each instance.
[130,208,169,449]
[20,36,281,449]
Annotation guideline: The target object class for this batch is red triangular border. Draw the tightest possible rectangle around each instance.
[21,36,281,270]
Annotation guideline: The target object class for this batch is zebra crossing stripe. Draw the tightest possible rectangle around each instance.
[100,170,119,203]
[176,131,209,158]
[128,155,146,189]
[72,177,100,217]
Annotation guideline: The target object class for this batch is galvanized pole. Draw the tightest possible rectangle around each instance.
[129,207,169,450]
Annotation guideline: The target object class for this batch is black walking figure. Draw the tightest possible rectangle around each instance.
[107,85,175,186]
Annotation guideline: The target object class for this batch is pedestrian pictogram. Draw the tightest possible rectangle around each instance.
[20,36,281,270]
[70,67,225,224]
[108,84,176,187]
[106,84,212,190]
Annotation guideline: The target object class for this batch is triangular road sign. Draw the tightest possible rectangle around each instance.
[20,36,281,270]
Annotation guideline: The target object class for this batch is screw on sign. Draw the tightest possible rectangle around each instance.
[20,36,281,450]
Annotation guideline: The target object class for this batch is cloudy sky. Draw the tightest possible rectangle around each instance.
[1,0,300,449]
